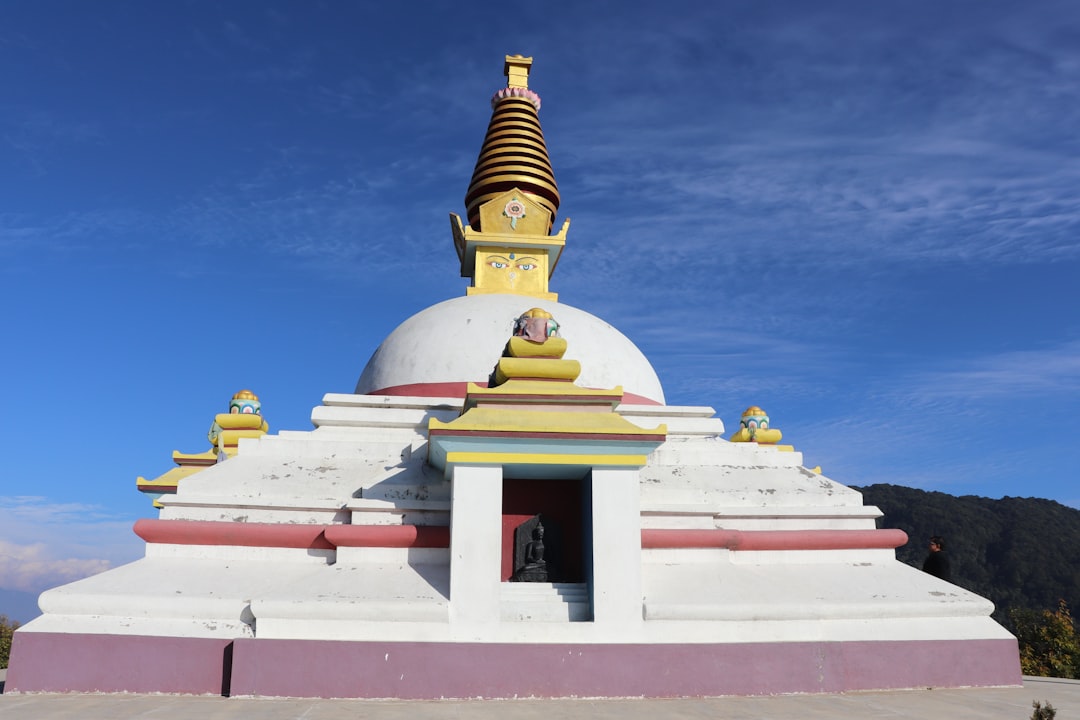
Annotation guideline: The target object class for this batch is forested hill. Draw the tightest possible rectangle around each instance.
[853,483,1080,625]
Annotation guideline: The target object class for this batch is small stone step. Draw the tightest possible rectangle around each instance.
[500,582,591,622]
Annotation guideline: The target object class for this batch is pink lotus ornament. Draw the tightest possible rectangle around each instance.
[503,197,526,230]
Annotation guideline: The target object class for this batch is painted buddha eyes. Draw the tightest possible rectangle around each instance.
[487,256,539,272]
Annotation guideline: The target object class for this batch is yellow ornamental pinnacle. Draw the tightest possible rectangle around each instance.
[450,55,570,302]
[505,54,531,88]
[729,405,788,449]
[464,55,560,233]
[228,389,262,415]
[138,389,269,508]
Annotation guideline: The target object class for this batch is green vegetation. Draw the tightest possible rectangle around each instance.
[1031,700,1057,720]
[856,483,1080,678]
[1012,602,1080,678]
[1,614,18,669]
[854,484,1080,627]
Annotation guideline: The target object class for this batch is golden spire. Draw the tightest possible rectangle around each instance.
[464,55,560,233]
[450,56,570,302]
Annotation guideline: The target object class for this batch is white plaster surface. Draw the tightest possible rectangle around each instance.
[354,294,666,404]
[500,583,590,622]
[448,465,503,630]
[17,394,1016,652]
[589,468,644,626]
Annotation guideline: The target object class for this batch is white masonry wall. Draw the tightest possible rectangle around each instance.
[17,393,1010,648]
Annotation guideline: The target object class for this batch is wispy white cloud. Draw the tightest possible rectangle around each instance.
[6,1,1075,303]
[907,340,1080,400]
[0,209,154,263]
[0,497,140,592]
[0,540,111,593]
[776,339,1080,497]
[534,3,1080,289]
[554,116,1080,275]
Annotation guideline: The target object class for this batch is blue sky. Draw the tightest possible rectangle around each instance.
[2,1,1079,623]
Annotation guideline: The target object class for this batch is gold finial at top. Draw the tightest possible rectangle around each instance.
[504,54,533,88]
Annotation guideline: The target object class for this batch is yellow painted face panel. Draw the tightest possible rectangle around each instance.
[474,246,549,295]
[478,191,552,236]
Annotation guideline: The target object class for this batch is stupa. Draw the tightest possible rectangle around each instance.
[7,55,1021,699]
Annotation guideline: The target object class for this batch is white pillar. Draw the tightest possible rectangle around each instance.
[589,467,643,626]
[448,464,503,627]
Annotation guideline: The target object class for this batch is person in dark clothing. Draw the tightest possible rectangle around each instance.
[922,535,951,581]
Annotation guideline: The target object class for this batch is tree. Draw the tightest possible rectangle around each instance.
[0,614,19,670]
[1011,601,1080,679]
[1032,700,1057,720]
[853,484,1080,627]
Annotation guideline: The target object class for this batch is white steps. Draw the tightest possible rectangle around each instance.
[500,582,591,622]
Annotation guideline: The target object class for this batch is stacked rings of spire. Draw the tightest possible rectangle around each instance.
[465,95,561,231]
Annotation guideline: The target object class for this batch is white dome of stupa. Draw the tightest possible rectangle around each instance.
[355,293,665,405]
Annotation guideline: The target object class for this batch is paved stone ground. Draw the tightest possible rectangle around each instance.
[1,675,1077,720]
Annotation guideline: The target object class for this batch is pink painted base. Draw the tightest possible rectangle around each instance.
[233,637,1020,698]
[6,632,233,695]
[7,632,1021,698]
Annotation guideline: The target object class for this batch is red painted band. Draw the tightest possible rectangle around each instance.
[370,381,662,406]
[133,519,451,550]
[324,524,450,548]
[133,518,334,550]
[641,528,908,551]
[133,520,903,553]
[372,381,482,397]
